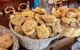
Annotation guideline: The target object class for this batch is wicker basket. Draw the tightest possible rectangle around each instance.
[0,25,19,50]
[9,22,62,50]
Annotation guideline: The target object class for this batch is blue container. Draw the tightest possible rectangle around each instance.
[33,0,40,8]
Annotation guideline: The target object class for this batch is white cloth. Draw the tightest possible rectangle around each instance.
[72,41,80,50]
[48,0,59,4]
[48,0,53,4]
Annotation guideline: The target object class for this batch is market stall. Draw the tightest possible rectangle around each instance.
[0,0,79,50]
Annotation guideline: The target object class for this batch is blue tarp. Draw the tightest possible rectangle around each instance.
[33,0,40,8]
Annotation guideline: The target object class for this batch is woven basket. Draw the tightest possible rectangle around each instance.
[9,22,62,50]
[0,25,19,50]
